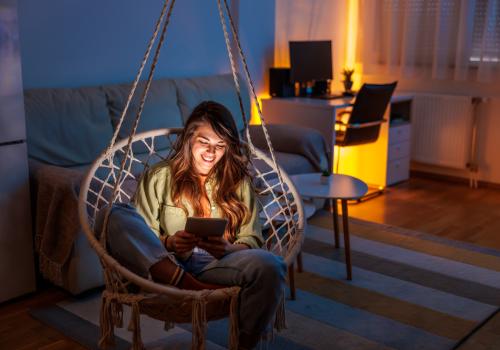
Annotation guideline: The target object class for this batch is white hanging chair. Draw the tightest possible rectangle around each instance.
[77,0,305,349]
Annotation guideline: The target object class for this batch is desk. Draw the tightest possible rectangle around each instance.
[290,173,368,280]
[262,94,413,188]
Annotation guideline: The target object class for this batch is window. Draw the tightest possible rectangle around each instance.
[470,0,500,63]
[360,0,500,81]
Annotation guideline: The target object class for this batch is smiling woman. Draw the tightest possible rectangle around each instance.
[190,118,228,180]
[102,100,287,349]
[191,126,227,176]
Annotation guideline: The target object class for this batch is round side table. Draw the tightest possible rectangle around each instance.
[290,173,368,280]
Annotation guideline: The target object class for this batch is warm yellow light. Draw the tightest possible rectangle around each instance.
[334,129,389,187]
[334,144,361,174]
[334,123,346,133]
[345,0,358,70]
[250,93,270,125]
[345,0,362,90]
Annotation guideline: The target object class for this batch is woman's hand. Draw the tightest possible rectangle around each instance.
[196,236,231,259]
[197,237,250,259]
[167,230,199,254]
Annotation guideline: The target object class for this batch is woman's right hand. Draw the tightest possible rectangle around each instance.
[167,230,199,254]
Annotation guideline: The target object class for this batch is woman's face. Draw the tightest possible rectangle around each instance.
[191,122,227,177]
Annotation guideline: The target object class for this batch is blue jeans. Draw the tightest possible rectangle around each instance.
[100,203,287,349]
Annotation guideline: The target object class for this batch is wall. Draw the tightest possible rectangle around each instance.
[362,74,500,185]
[274,0,349,92]
[17,0,275,92]
[238,0,276,104]
[272,0,500,185]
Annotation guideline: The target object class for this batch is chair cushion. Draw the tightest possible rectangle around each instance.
[24,87,114,166]
[174,73,251,132]
[103,78,183,153]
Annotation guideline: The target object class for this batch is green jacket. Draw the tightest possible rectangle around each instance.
[133,162,263,250]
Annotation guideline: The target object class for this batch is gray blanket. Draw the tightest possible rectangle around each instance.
[32,162,83,287]
[247,124,330,172]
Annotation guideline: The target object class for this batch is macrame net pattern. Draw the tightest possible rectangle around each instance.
[77,0,305,349]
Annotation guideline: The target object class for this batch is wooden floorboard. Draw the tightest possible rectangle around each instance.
[0,288,86,350]
[1,176,499,349]
[457,310,500,350]
[348,176,500,250]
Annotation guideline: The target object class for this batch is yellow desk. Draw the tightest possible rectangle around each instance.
[261,94,413,188]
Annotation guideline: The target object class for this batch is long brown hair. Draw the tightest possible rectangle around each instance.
[169,101,251,241]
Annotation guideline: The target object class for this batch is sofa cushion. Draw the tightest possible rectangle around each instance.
[174,73,251,132]
[24,87,114,166]
[103,78,183,153]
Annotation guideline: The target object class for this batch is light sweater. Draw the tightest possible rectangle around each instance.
[133,162,263,251]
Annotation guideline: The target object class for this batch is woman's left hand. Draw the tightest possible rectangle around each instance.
[196,236,231,259]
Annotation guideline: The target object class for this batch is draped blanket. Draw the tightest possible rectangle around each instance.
[248,124,330,172]
[32,162,84,287]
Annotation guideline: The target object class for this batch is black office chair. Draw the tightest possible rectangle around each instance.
[335,82,398,174]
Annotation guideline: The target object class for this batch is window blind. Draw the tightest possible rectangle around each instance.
[471,0,500,63]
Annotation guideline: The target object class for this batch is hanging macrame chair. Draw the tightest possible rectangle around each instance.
[77,0,305,349]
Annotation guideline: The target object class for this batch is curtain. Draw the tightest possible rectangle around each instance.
[358,0,500,82]
[274,1,347,65]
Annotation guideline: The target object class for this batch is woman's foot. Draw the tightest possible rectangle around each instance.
[150,258,224,290]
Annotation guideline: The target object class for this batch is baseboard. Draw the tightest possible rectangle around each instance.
[410,170,500,190]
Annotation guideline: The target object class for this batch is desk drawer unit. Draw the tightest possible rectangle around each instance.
[387,157,410,185]
[387,124,411,185]
[389,123,411,144]
[388,140,410,161]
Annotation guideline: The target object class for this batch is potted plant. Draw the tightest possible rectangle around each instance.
[342,68,355,96]
[320,169,331,184]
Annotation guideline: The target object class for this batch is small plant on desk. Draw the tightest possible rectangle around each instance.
[320,169,331,184]
[342,68,355,96]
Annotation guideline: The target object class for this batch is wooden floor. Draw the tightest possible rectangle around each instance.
[348,176,500,250]
[0,288,86,349]
[1,175,499,349]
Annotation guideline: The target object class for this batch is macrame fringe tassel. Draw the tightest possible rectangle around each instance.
[111,299,124,328]
[98,295,115,349]
[128,301,144,350]
[191,298,207,350]
[273,291,287,332]
[228,294,239,350]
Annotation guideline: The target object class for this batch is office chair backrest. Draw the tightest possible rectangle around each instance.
[343,81,397,146]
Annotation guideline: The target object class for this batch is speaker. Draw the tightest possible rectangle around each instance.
[312,80,328,96]
[269,68,294,97]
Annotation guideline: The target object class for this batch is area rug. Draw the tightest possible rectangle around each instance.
[30,211,500,349]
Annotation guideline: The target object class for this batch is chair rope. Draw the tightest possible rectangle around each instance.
[215,0,296,230]
[100,0,177,246]
[81,130,304,348]
[105,0,170,154]
[78,1,306,348]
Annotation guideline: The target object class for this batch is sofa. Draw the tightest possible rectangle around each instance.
[24,73,330,294]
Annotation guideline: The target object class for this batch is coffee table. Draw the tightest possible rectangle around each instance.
[290,173,368,280]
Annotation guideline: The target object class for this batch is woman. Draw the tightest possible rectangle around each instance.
[104,101,286,349]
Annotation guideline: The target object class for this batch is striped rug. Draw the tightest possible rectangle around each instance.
[31,211,500,349]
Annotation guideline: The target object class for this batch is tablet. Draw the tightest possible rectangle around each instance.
[185,217,227,237]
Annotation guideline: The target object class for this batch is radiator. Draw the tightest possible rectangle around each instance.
[411,94,473,169]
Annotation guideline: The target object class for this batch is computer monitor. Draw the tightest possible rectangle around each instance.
[289,40,333,83]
